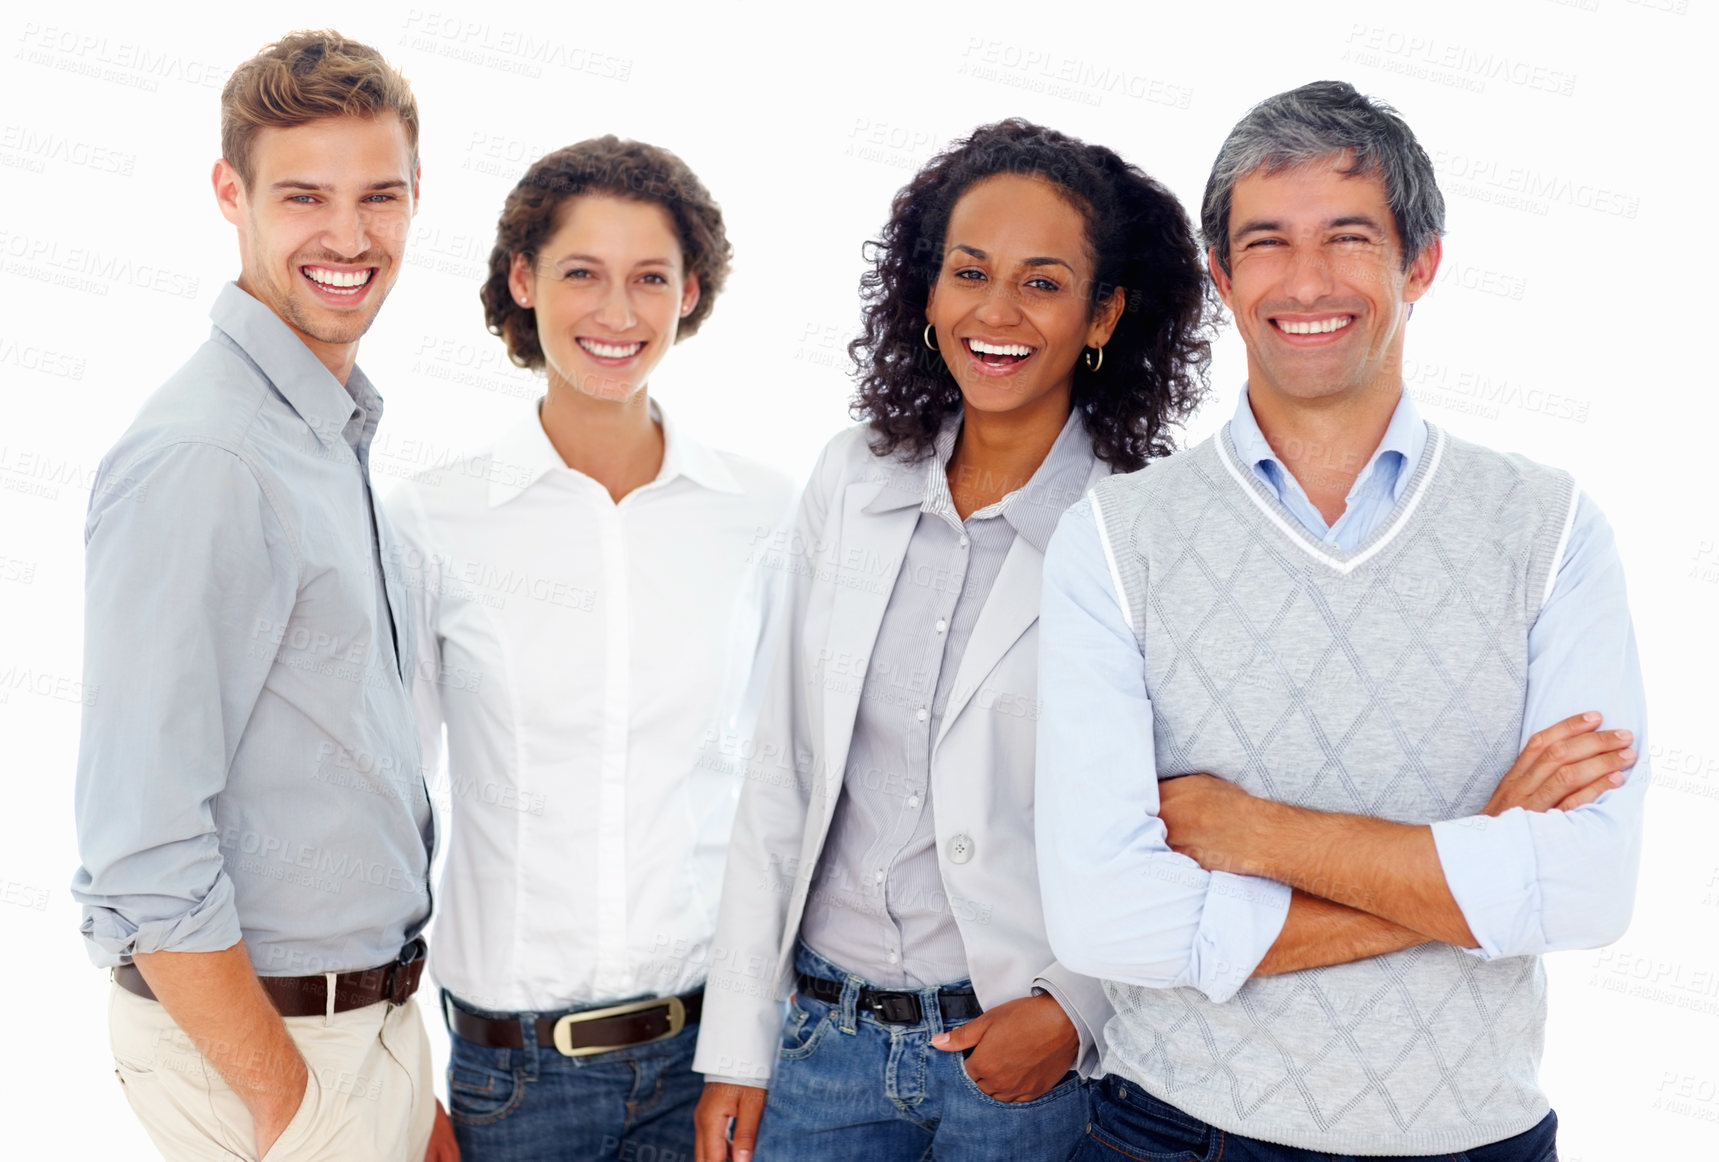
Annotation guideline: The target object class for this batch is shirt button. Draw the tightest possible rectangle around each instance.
[907,794,921,808]
[958,535,970,549]
[887,951,899,964]
[946,834,974,864]
[875,869,885,884]
[934,618,947,634]
[915,707,928,723]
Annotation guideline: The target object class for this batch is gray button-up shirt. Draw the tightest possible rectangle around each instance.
[801,409,1094,987]
[72,282,433,976]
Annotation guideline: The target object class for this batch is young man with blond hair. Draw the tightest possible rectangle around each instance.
[73,29,456,1161]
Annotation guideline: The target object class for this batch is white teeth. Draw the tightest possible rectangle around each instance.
[968,339,1032,357]
[304,267,373,289]
[578,339,645,359]
[1278,316,1353,335]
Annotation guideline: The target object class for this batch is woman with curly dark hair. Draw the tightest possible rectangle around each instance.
[691,120,1214,1162]
[384,138,793,1162]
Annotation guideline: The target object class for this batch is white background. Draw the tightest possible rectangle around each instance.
[2,0,1714,1155]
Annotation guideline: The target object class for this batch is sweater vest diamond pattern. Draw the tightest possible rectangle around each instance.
[1088,422,1576,1154]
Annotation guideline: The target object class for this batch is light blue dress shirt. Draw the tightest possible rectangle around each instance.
[1036,387,1649,1001]
[71,283,434,975]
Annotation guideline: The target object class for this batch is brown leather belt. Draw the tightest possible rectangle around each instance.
[445,989,702,1057]
[112,939,427,1018]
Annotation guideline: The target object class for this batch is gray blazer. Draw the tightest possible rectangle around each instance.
[692,424,1114,1084]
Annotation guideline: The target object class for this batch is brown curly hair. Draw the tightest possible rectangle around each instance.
[850,119,1215,471]
[480,137,732,369]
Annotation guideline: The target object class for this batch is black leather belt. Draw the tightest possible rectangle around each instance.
[113,939,427,1018]
[445,989,702,1057]
[796,972,983,1025]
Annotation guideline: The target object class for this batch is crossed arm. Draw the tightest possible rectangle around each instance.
[1035,494,1649,995]
[1163,713,1637,976]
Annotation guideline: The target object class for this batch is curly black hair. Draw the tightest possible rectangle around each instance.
[480,136,732,370]
[849,119,1214,471]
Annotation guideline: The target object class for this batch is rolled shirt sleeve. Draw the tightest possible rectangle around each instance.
[1432,492,1649,957]
[1035,498,1290,1003]
[72,441,298,965]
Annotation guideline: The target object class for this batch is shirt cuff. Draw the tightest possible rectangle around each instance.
[1030,976,1097,1076]
[77,871,243,968]
[702,1074,770,1090]
[1431,811,1541,960]
[1189,871,1292,1002]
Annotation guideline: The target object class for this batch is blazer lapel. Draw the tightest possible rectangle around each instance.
[932,456,1110,755]
[818,481,921,815]
[933,535,1042,755]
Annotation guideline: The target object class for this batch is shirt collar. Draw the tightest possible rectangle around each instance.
[486,397,741,508]
[210,281,369,449]
[863,407,1096,554]
[1231,384,1427,504]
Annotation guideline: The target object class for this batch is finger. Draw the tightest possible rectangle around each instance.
[1548,734,1633,790]
[1522,712,1604,756]
[1550,750,1635,812]
[1501,713,1604,783]
[731,1093,766,1162]
[1493,726,1630,809]
[693,1090,735,1162]
[1530,736,1635,810]
[931,1014,986,1052]
[1553,776,1619,813]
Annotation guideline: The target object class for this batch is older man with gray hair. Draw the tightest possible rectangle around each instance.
[1035,81,1647,1160]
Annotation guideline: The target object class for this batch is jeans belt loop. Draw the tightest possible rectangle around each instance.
[838,975,860,1035]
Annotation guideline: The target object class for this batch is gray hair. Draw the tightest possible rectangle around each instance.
[1201,80,1444,275]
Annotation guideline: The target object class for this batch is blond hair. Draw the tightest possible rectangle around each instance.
[221,29,419,188]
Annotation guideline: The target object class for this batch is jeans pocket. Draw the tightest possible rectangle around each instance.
[1464,1109,1559,1162]
[446,1040,523,1127]
[955,1056,1084,1110]
[1088,1083,1213,1162]
[777,995,829,1062]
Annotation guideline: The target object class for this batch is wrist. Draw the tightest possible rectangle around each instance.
[1232,793,1294,876]
[237,1050,308,1116]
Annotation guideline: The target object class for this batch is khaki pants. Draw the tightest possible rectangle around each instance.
[109,982,434,1162]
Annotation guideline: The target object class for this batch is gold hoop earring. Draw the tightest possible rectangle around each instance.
[923,323,938,352]
[1083,345,1104,373]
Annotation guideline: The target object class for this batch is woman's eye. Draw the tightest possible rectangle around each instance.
[1027,277,1060,292]
[952,268,985,281]
[563,268,592,280]
[640,272,669,285]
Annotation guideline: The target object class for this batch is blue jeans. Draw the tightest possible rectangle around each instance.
[443,989,703,1162]
[754,944,1090,1162]
[1072,1074,1558,1162]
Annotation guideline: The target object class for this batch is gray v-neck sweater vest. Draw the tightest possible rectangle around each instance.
[1088,422,1577,1154]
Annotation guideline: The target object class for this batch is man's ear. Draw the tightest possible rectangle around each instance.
[1207,246,1234,309]
[212,158,246,228]
[1401,236,1442,305]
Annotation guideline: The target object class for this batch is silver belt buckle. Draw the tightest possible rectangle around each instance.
[551,995,686,1058]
